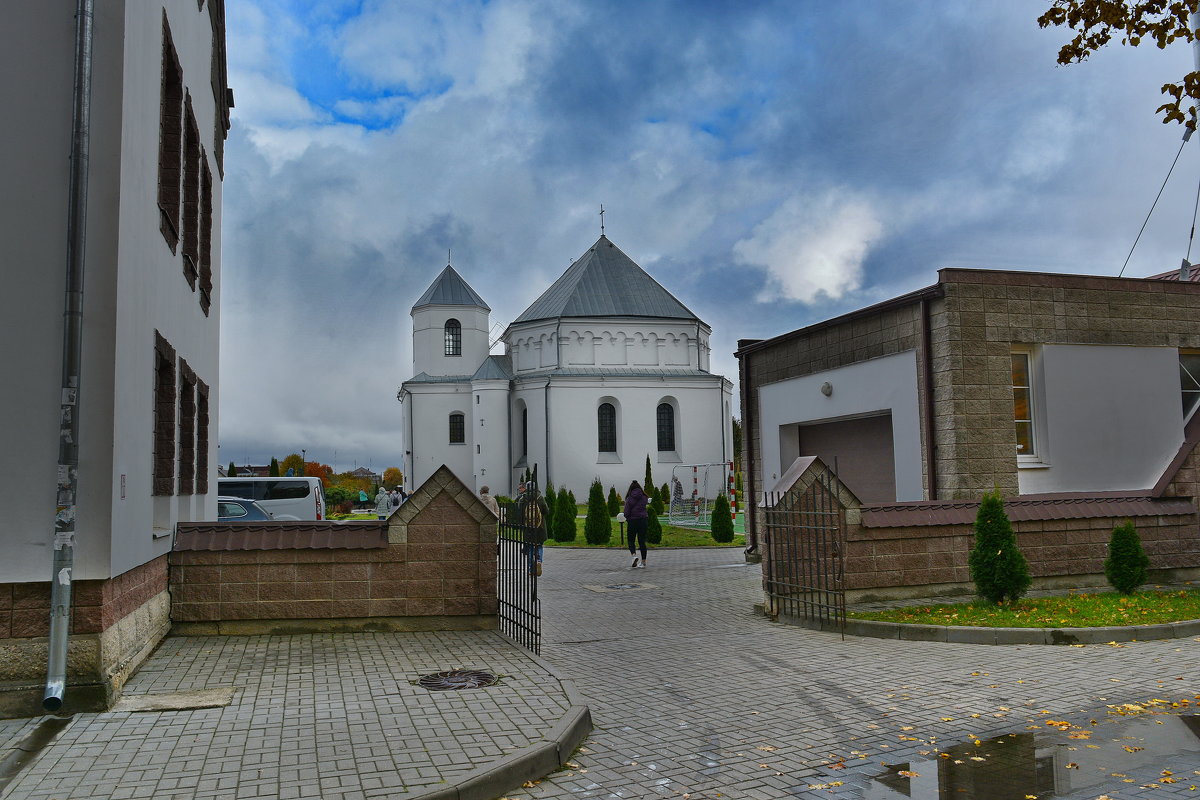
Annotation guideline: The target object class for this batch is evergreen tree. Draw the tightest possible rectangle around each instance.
[268,457,280,477]
[711,494,734,543]
[607,486,620,516]
[544,481,556,522]
[968,490,1032,604]
[532,463,538,488]
[584,479,611,545]
[554,487,575,542]
[735,471,744,493]
[227,461,237,477]
[660,483,669,506]
[1105,521,1150,594]
[647,509,663,545]
[568,490,577,510]
[650,487,665,516]
[644,455,654,496]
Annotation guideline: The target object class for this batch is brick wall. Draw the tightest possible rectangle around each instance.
[843,512,1200,601]
[170,465,499,632]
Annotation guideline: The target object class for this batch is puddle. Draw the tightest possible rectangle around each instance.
[865,714,1200,798]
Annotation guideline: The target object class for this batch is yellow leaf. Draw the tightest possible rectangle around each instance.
[898,770,920,778]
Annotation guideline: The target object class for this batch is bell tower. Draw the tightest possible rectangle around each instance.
[410,264,490,377]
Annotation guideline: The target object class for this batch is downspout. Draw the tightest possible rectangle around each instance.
[543,380,551,486]
[737,342,759,554]
[46,0,95,713]
[920,298,939,501]
[506,381,512,496]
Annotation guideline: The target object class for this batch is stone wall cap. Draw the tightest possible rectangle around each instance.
[860,494,1196,528]
[174,522,389,551]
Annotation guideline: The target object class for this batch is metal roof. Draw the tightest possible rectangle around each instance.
[513,236,700,324]
[411,265,490,312]
[472,355,513,380]
[403,372,473,384]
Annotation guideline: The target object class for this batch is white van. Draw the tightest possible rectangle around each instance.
[217,477,327,521]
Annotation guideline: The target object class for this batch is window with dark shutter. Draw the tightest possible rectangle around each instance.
[199,153,213,314]
[153,333,177,496]
[181,96,200,290]
[158,15,184,252]
[178,360,196,494]
[196,379,209,493]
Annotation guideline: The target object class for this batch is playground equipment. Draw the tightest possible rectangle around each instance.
[667,462,737,529]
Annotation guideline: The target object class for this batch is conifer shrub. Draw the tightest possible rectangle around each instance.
[968,490,1031,604]
[553,487,575,542]
[227,461,237,477]
[1105,520,1150,594]
[544,481,556,521]
[711,493,734,543]
[660,483,669,506]
[269,457,280,477]
[584,479,611,545]
[650,488,665,516]
[645,455,654,496]
[568,490,577,510]
[647,509,663,544]
[607,487,620,516]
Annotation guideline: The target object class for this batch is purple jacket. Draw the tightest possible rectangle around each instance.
[623,486,649,520]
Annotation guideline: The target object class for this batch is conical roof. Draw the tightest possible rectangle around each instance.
[513,236,700,324]
[411,265,490,312]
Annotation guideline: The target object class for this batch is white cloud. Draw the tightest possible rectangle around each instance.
[733,194,884,304]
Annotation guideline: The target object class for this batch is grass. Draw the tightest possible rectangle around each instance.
[849,588,1200,628]
[541,506,744,548]
[328,512,377,520]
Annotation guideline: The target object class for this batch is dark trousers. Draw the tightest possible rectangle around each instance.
[627,517,648,559]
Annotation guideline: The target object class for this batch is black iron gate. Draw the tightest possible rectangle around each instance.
[762,467,846,634]
[497,502,541,654]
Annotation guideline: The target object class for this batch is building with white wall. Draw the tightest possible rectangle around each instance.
[399,236,734,497]
[737,268,1200,518]
[0,0,230,711]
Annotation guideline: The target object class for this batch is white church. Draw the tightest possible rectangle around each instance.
[398,235,734,497]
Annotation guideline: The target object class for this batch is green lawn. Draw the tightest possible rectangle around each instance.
[541,507,744,548]
[849,588,1200,628]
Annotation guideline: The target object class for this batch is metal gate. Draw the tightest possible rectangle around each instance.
[497,502,541,654]
[762,467,846,634]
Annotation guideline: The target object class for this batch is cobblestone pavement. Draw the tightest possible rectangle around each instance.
[513,547,1200,799]
[0,631,574,800]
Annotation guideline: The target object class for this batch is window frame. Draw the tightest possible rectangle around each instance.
[1181,349,1200,423]
[598,403,617,453]
[153,332,177,496]
[157,13,184,253]
[449,412,466,445]
[1012,346,1049,467]
[444,319,462,357]
[656,403,676,452]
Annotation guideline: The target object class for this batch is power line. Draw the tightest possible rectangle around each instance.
[1118,135,1190,277]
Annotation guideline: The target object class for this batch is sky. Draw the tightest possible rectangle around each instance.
[218,0,1200,475]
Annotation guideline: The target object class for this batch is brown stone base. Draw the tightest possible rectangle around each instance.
[171,614,499,636]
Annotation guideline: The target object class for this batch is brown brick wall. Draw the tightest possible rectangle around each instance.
[0,555,168,640]
[169,465,499,624]
[843,513,1200,594]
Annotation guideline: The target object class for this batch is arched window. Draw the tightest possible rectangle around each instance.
[448,413,465,444]
[657,403,675,452]
[444,319,461,356]
[597,403,616,453]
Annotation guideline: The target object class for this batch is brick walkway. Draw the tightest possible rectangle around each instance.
[515,547,1200,799]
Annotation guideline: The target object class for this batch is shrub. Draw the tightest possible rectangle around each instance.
[711,494,734,543]
[1105,520,1150,594]
[644,455,653,497]
[325,486,354,509]
[647,509,663,544]
[584,479,612,545]
[660,483,670,507]
[607,487,620,516]
[968,490,1031,604]
[650,488,665,517]
[545,481,556,520]
[553,487,575,542]
[568,490,577,510]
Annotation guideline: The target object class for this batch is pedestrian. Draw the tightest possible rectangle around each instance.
[515,481,548,576]
[374,486,391,520]
[478,485,499,518]
[358,488,369,510]
[390,488,400,508]
[624,480,649,568]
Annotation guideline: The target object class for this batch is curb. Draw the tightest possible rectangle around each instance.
[837,616,1200,645]
[404,633,594,800]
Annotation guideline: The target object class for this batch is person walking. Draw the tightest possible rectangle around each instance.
[515,481,548,576]
[374,486,391,520]
[624,480,649,568]
[478,485,499,518]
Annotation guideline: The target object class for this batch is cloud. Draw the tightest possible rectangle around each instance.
[733,194,884,304]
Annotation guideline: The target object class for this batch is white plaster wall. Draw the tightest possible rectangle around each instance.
[542,377,732,497]
[757,351,923,501]
[507,319,713,373]
[471,381,511,495]
[1017,345,1183,494]
[412,305,489,377]
[510,384,549,491]
[0,0,222,582]
[405,384,474,492]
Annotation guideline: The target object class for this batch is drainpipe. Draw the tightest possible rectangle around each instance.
[46,0,95,713]
[737,342,759,553]
[543,380,551,485]
[920,298,939,501]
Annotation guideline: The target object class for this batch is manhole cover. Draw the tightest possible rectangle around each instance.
[417,669,498,691]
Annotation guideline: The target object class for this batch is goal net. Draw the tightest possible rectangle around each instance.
[667,462,735,529]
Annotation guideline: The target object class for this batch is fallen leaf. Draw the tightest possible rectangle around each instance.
[756,745,777,752]
[898,770,919,778]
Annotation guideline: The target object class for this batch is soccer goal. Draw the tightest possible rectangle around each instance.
[667,462,736,529]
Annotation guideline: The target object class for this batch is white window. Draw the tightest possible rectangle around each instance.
[1011,347,1047,466]
[1181,350,1200,421]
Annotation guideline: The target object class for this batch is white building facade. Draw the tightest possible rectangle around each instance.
[0,0,230,709]
[400,237,734,497]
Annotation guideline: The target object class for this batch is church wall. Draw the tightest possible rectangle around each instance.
[543,378,732,497]
[508,319,714,373]
[404,384,474,493]
[412,305,489,377]
[472,381,511,496]
[510,382,549,491]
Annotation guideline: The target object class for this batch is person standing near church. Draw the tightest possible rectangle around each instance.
[624,480,649,568]
[478,485,499,518]
[515,481,548,576]
[374,486,391,520]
